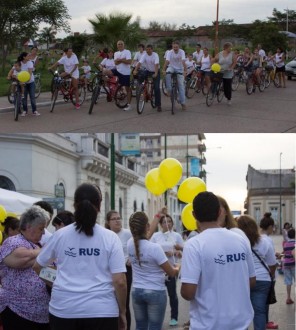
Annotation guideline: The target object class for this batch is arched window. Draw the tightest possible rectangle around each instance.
[133,200,137,212]
[141,202,144,212]
[0,176,16,191]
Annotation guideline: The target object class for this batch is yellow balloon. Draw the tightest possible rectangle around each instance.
[0,231,2,245]
[18,71,30,83]
[181,203,197,231]
[0,205,7,222]
[6,212,18,219]
[211,63,221,73]
[0,222,4,233]
[159,158,183,189]
[145,168,167,196]
[177,177,206,204]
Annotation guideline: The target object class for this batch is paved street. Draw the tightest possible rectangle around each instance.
[0,80,295,133]
[131,235,295,330]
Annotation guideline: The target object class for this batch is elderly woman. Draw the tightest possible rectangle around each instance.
[0,205,50,330]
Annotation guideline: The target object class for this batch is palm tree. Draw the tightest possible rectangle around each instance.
[89,12,146,51]
[38,26,57,50]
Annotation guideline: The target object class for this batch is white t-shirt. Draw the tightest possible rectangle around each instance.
[200,55,211,71]
[133,51,146,68]
[127,238,168,290]
[193,50,204,65]
[185,59,195,74]
[21,61,34,83]
[58,54,79,79]
[139,52,159,72]
[39,228,52,247]
[37,223,126,318]
[230,227,251,247]
[181,228,255,330]
[117,228,132,262]
[166,49,186,71]
[100,58,115,70]
[150,230,183,265]
[259,49,266,59]
[252,235,277,281]
[114,49,132,75]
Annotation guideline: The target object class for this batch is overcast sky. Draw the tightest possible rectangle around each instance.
[204,133,295,211]
[59,0,294,37]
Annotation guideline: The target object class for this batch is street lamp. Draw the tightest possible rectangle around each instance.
[279,152,282,234]
[214,0,220,55]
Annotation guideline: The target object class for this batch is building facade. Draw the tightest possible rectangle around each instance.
[245,165,295,230]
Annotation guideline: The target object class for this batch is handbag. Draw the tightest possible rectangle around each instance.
[252,249,277,305]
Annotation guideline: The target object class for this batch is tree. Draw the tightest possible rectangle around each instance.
[249,20,288,52]
[148,21,163,31]
[63,33,89,59]
[89,12,146,51]
[268,8,296,32]
[38,26,57,50]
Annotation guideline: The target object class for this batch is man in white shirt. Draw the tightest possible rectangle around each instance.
[181,191,256,330]
[192,44,204,68]
[133,44,162,112]
[163,40,187,110]
[104,40,133,111]
[258,44,266,61]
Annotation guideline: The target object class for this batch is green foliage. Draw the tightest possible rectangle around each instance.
[63,33,89,59]
[249,20,289,52]
[89,12,146,51]
[268,8,296,32]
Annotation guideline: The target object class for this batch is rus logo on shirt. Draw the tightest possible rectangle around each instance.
[214,253,246,265]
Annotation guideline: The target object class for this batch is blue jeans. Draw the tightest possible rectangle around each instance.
[165,276,178,320]
[250,280,271,330]
[22,82,36,113]
[165,68,185,105]
[132,288,167,330]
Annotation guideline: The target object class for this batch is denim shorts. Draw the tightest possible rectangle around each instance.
[284,266,295,285]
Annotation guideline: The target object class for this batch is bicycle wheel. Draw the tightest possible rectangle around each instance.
[273,74,280,88]
[265,72,271,88]
[35,78,41,99]
[258,75,265,92]
[14,91,21,121]
[114,86,128,108]
[136,84,145,114]
[50,87,59,113]
[150,85,156,108]
[71,83,86,106]
[217,82,224,103]
[246,78,254,95]
[89,85,101,114]
[161,79,168,96]
[7,84,14,104]
[206,89,215,107]
[185,78,196,98]
[232,74,239,91]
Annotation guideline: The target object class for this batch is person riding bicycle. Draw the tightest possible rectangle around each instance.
[49,48,81,109]
[163,40,187,111]
[185,54,196,79]
[7,61,25,99]
[200,47,212,93]
[80,59,91,89]
[133,44,162,112]
[192,44,204,71]
[103,40,133,111]
[251,48,263,85]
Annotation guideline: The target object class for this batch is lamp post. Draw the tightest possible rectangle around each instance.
[110,133,115,210]
[214,0,220,55]
[279,152,282,234]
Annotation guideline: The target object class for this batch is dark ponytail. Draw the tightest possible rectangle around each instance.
[260,212,274,230]
[74,183,102,236]
[17,52,28,62]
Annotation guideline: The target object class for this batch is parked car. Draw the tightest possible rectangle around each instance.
[285,57,296,80]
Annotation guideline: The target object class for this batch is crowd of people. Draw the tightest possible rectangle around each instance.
[6,40,288,116]
[0,184,294,330]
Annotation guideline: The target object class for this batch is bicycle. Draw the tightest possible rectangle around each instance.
[263,66,279,88]
[166,72,183,115]
[246,70,265,95]
[232,65,248,91]
[88,66,128,115]
[136,73,156,114]
[206,71,224,107]
[49,70,86,112]
[34,72,41,99]
[12,80,23,121]
[185,69,207,98]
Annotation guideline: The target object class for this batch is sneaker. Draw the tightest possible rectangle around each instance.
[227,100,232,106]
[157,106,162,112]
[266,321,278,329]
[21,111,27,117]
[286,298,294,304]
[75,104,81,110]
[32,111,41,116]
[181,104,187,111]
[123,104,132,111]
[169,319,178,326]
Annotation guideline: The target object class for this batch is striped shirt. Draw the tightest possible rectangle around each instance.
[283,239,295,268]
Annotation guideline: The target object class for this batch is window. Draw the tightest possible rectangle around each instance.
[119,198,123,218]
[98,142,109,158]
[127,160,135,171]
[133,200,137,212]
[0,176,16,191]
[270,207,278,222]
[254,207,261,222]
[141,202,144,212]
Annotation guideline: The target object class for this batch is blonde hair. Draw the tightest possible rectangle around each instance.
[217,196,237,229]
[129,212,148,266]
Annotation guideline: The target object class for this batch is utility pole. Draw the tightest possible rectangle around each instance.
[110,133,115,210]
[215,0,220,55]
[279,152,282,234]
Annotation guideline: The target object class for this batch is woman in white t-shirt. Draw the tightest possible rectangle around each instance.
[105,210,132,330]
[274,47,286,88]
[237,215,277,330]
[127,212,180,330]
[33,183,127,330]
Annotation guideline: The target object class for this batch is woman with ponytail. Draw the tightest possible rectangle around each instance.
[33,183,127,330]
[127,211,180,330]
